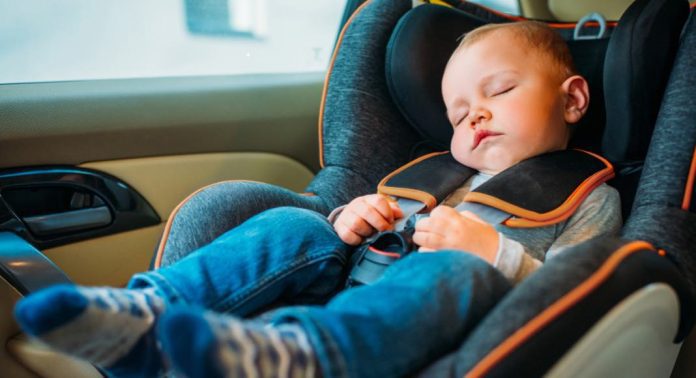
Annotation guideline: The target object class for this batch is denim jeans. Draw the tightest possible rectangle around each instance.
[130,207,511,377]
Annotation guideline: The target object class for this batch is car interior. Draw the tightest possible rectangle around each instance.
[1,0,696,377]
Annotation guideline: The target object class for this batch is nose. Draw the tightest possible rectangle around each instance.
[467,108,491,128]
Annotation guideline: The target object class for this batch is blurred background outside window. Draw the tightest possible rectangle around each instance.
[0,0,347,84]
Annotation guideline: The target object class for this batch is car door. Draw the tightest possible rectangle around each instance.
[0,1,351,376]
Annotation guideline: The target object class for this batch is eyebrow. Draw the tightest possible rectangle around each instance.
[479,69,519,87]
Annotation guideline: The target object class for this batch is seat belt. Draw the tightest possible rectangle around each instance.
[392,197,512,232]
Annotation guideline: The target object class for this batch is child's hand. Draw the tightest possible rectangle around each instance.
[413,206,499,264]
[334,194,403,246]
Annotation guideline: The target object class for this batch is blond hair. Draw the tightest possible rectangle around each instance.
[456,21,577,82]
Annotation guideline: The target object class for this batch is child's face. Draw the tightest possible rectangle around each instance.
[442,30,574,175]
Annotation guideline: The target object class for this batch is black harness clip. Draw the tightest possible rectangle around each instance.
[346,229,416,287]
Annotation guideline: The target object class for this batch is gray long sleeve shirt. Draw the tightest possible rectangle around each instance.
[442,173,622,284]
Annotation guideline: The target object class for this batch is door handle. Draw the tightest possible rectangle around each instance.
[23,206,112,237]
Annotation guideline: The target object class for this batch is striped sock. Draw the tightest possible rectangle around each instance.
[14,284,165,376]
[159,307,318,378]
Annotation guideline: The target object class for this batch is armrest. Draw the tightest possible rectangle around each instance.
[0,232,71,295]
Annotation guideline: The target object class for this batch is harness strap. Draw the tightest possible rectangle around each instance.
[380,149,614,229]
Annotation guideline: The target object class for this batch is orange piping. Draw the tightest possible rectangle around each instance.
[318,0,373,169]
[681,147,696,210]
[153,180,262,269]
[466,240,657,377]
[378,187,437,210]
[503,174,610,228]
[463,150,614,225]
[549,20,618,29]
[377,151,449,210]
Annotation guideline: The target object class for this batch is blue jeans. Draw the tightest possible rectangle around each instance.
[130,207,511,377]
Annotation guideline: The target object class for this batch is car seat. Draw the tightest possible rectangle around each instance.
[2,0,696,376]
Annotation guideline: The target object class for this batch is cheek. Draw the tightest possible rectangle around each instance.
[450,129,472,163]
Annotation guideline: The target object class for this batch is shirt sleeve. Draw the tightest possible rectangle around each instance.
[494,233,543,284]
[545,184,623,261]
[327,205,347,224]
[494,184,622,284]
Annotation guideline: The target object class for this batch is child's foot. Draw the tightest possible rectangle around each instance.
[14,284,165,376]
[159,307,318,378]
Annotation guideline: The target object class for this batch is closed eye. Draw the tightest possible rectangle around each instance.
[453,112,468,128]
[493,86,514,96]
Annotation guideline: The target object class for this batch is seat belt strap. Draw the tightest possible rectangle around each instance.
[455,201,512,225]
[381,149,614,229]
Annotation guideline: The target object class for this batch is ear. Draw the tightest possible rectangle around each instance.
[561,75,590,124]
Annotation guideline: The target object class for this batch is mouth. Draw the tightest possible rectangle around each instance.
[472,130,502,150]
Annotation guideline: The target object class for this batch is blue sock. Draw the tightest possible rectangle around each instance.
[14,284,165,377]
[159,307,318,378]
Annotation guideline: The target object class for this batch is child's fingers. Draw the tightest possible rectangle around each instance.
[388,200,404,219]
[414,216,448,235]
[339,208,375,237]
[354,198,392,231]
[412,229,444,250]
[334,224,364,246]
[364,195,396,224]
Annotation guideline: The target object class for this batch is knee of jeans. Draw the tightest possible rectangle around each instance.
[396,252,510,295]
[258,207,335,235]
[260,206,325,223]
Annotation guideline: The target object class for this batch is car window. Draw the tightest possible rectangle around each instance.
[467,0,520,16]
[0,0,347,84]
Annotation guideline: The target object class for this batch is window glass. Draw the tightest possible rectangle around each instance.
[0,0,346,84]
[467,0,521,16]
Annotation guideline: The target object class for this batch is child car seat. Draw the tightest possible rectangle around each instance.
[154,0,687,266]
[2,0,695,376]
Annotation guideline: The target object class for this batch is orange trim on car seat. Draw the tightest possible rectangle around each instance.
[463,150,614,227]
[682,147,696,210]
[465,240,657,378]
[153,180,261,269]
[318,0,373,169]
[377,151,449,210]
[550,20,618,29]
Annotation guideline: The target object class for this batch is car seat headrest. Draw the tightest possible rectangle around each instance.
[385,0,689,160]
[385,4,486,150]
[602,0,689,162]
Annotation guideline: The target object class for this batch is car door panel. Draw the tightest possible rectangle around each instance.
[80,152,314,221]
[0,73,322,172]
[1,71,321,273]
